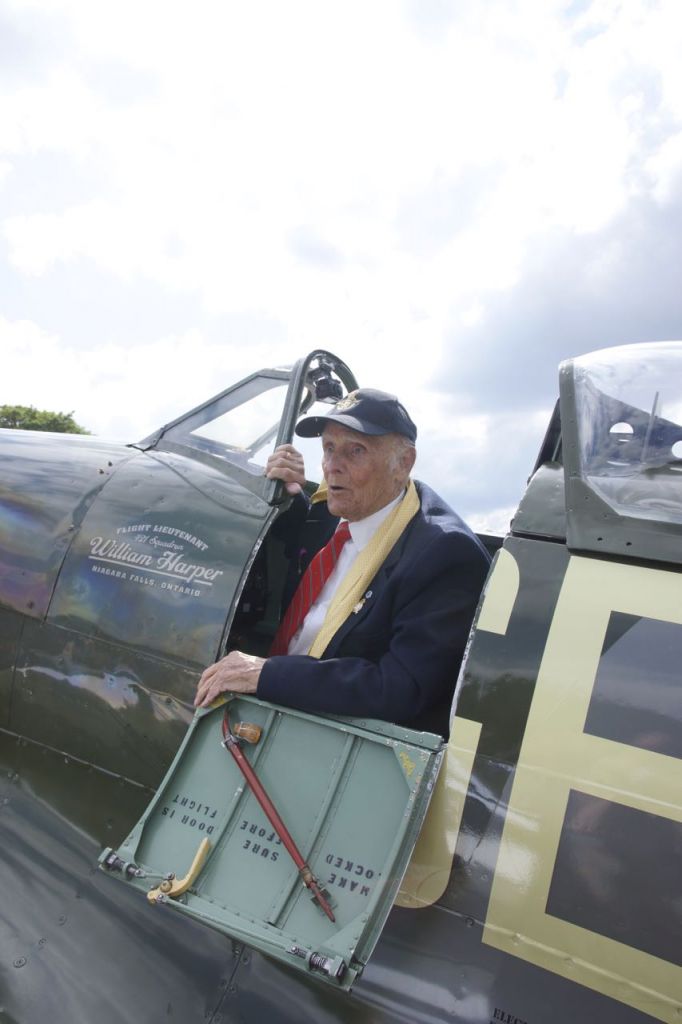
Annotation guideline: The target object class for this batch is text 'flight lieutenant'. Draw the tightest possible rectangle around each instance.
[195,389,490,736]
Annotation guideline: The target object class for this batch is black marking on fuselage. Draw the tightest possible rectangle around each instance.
[585,612,682,759]
[547,790,682,967]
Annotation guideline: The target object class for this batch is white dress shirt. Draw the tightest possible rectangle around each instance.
[287,491,404,656]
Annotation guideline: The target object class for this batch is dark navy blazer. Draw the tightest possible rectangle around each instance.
[257,481,490,736]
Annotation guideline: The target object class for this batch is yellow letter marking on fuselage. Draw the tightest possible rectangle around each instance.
[397,548,518,908]
[484,555,682,1023]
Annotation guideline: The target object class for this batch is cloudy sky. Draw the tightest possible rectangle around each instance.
[3,0,682,532]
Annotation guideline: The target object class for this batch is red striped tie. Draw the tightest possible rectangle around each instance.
[270,521,352,655]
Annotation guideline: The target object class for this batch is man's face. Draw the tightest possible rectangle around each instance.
[321,423,412,522]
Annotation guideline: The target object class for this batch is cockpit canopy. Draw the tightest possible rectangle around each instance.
[136,351,358,507]
[562,342,681,565]
[570,343,682,525]
[512,341,682,566]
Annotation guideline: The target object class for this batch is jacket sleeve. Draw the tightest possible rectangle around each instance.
[257,528,489,731]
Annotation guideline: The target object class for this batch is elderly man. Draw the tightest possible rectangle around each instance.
[194,389,490,735]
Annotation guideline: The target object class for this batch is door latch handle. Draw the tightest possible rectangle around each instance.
[147,837,211,904]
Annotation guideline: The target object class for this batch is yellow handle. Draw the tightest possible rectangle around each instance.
[147,837,211,903]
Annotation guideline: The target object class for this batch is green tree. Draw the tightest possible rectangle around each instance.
[0,404,90,434]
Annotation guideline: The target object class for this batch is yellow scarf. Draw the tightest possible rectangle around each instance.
[307,479,420,658]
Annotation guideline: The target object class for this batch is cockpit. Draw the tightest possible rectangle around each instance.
[571,343,682,525]
[136,351,359,508]
[513,341,682,566]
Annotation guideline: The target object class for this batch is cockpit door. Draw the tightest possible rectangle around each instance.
[100,696,443,990]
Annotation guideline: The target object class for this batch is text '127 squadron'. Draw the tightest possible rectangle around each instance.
[0,342,680,1023]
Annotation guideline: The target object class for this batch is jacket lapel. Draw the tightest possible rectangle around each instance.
[321,515,417,655]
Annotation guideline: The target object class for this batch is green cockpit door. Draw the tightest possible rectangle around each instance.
[100,697,443,989]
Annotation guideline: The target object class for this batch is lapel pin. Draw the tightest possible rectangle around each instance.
[353,590,373,615]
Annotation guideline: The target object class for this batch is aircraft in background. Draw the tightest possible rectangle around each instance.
[0,343,679,1023]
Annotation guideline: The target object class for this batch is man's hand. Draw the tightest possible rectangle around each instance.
[265,443,306,495]
[194,650,265,708]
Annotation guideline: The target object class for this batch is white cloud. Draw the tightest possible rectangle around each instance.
[646,133,682,204]
[4,1,679,307]
[0,315,288,440]
[466,505,518,537]
[2,0,682,534]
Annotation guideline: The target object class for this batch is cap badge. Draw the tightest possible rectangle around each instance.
[335,392,360,412]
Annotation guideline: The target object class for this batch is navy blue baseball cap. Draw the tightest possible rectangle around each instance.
[295,388,417,442]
